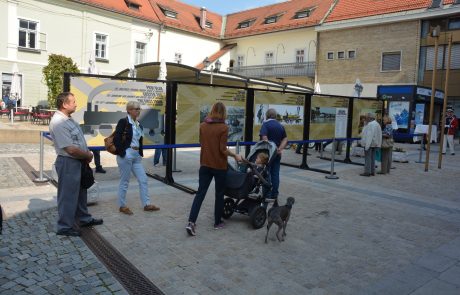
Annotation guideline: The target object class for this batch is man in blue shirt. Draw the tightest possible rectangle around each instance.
[259,108,288,199]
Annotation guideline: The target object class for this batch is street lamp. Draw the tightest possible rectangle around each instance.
[354,82,363,98]
[202,57,221,84]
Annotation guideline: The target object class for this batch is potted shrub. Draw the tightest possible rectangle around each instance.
[393,147,408,163]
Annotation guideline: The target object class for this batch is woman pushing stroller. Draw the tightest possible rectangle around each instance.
[186,102,242,236]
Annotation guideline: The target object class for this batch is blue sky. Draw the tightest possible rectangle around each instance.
[180,0,284,15]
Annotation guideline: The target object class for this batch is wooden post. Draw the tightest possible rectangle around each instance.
[425,29,439,172]
[438,34,453,169]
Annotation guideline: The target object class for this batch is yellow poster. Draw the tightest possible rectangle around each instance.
[70,76,166,147]
[253,91,305,141]
[309,95,349,140]
[176,84,246,144]
[352,100,383,137]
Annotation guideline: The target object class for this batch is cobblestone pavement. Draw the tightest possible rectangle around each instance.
[0,209,127,295]
[1,139,460,294]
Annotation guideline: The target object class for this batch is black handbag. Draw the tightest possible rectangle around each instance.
[81,161,95,189]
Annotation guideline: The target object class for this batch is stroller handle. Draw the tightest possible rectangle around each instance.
[241,159,270,187]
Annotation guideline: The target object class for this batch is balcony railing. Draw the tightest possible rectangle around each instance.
[228,62,315,78]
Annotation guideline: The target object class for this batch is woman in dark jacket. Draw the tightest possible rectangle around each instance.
[114,101,159,215]
[186,102,242,236]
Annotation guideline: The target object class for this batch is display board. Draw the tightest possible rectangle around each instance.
[389,101,410,129]
[309,95,349,140]
[176,84,246,144]
[70,76,166,146]
[352,99,383,137]
[253,91,305,141]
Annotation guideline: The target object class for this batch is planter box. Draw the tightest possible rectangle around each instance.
[393,151,408,163]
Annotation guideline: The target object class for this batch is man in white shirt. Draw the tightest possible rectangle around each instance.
[360,113,382,176]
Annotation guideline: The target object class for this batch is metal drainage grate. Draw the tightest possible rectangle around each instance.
[13,157,48,186]
[81,227,165,295]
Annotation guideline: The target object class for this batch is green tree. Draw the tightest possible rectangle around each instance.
[42,54,79,107]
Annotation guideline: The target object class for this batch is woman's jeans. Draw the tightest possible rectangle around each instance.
[117,148,150,208]
[188,166,226,226]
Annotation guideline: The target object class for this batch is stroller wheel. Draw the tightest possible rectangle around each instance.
[249,206,266,229]
[222,198,235,219]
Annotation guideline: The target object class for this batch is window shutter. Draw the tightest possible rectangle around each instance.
[449,44,460,70]
[425,46,444,70]
[382,52,401,71]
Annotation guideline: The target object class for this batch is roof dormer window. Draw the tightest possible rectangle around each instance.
[205,21,213,29]
[429,0,442,8]
[264,14,282,24]
[125,0,141,10]
[237,19,255,29]
[158,5,178,19]
[295,7,315,19]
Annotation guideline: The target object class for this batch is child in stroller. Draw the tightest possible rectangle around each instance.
[222,141,278,229]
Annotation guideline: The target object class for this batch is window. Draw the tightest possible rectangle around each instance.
[348,50,356,59]
[294,7,315,19]
[425,46,444,70]
[429,0,442,8]
[18,19,38,49]
[135,42,145,65]
[237,55,244,68]
[205,21,213,29]
[326,52,334,60]
[265,51,274,65]
[95,33,108,60]
[264,16,278,24]
[426,45,460,70]
[296,49,305,63]
[124,0,141,10]
[174,52,182,64]
[238,19,255,29]
[448,18,460,30]
[158,5,178,19]
[381,52,401,71]
[337,51,345,59]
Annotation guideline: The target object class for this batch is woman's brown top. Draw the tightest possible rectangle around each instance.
[199,121,228,170]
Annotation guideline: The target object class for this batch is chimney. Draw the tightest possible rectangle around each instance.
[200,7,207,29]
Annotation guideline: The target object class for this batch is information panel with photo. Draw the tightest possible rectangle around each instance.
[352,99,383,137]
[310,95,349,140]
[253,91,305,141]
[176,84,246,144]
[70,76,166,147]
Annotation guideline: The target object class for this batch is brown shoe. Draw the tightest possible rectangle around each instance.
[144,204,160,211]
[119,207,133,215]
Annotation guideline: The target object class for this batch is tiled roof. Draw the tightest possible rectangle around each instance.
[224,0,335,39]
[196,44,237,70]
[149,0,222,38]
[326,0,456,23]
[72,0,160,24]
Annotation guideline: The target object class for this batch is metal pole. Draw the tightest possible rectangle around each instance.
[34,131,49,183]
[438,34,452,169]
[425,32,439,172]
[326,138,339,179]
[416,134,424,163]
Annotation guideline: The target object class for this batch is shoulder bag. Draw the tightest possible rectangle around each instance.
[104,118,129,155]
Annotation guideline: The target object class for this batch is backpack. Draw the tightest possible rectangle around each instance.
[104,118,128,155]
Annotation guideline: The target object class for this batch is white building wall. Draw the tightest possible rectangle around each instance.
[159,29,222,67]
[227,29,317,69]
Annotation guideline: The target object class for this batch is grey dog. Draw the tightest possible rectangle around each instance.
[265,197,295,243]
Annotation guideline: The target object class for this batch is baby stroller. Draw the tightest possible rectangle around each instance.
[222,141,278,229]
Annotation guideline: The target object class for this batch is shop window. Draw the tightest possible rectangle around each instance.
[326,51,334,60]
[381,52,401,71]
